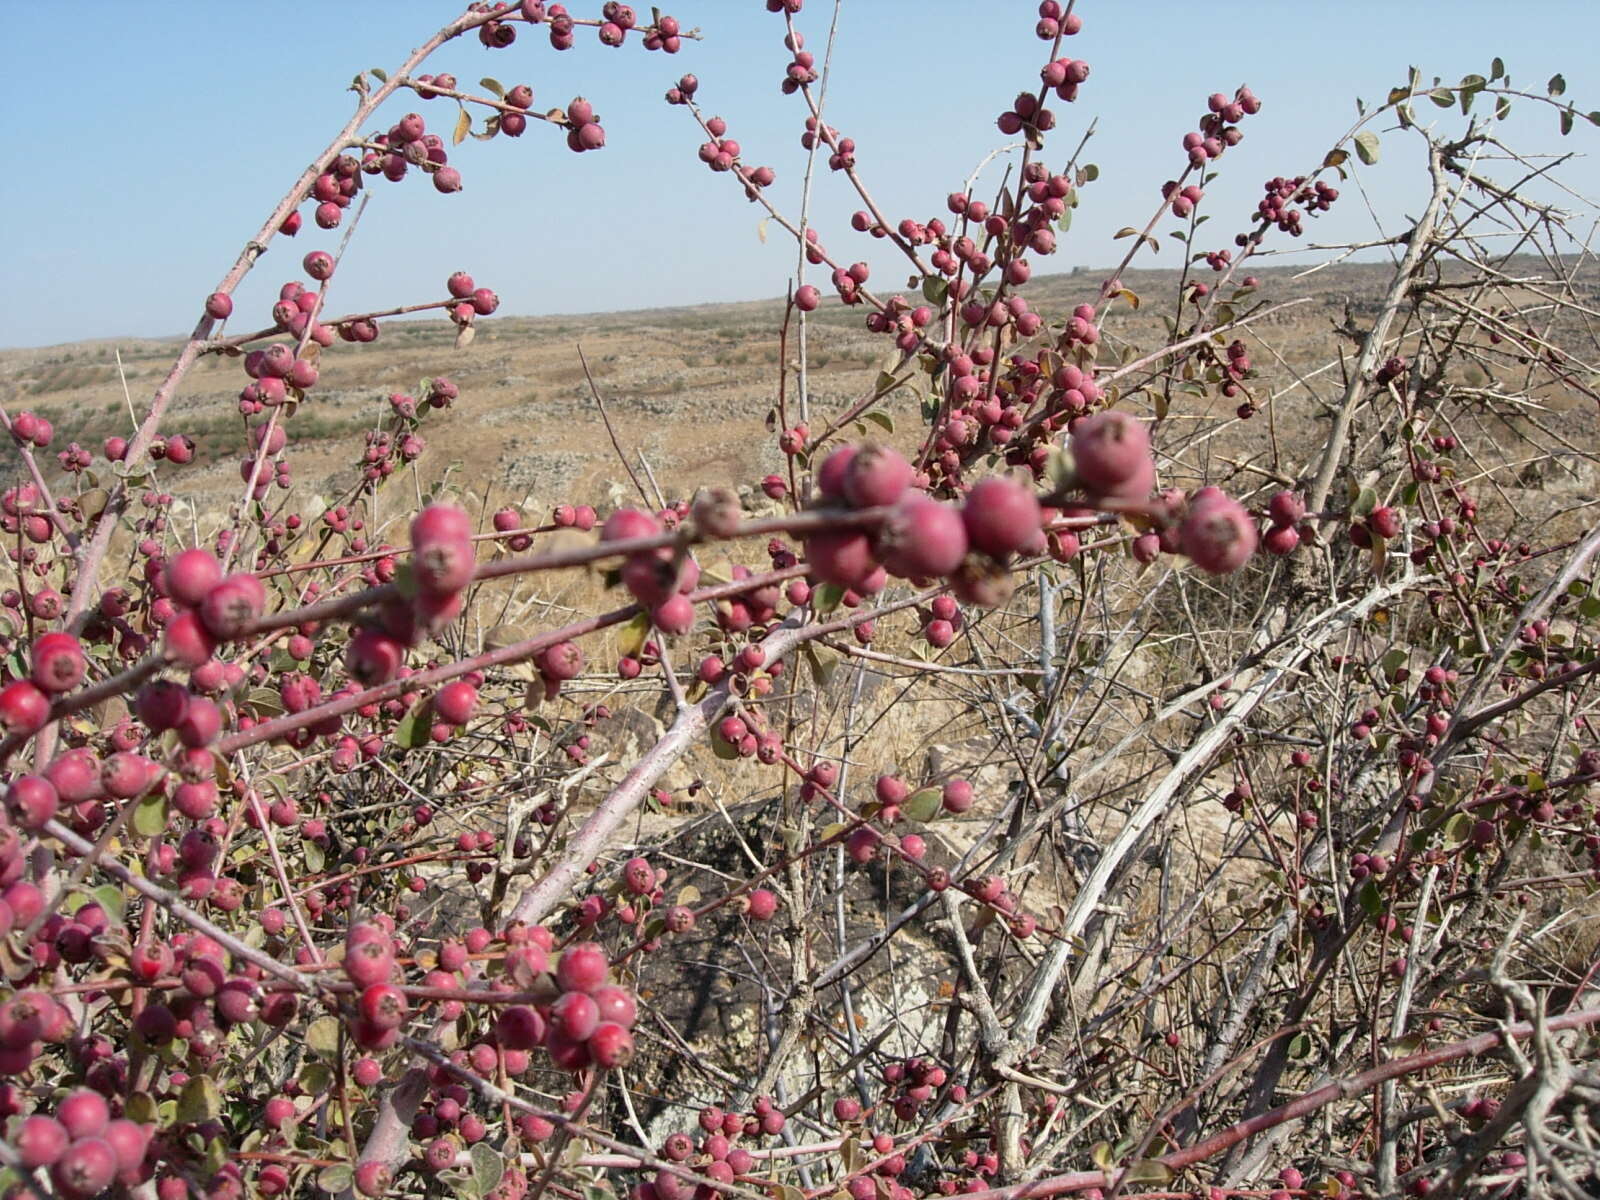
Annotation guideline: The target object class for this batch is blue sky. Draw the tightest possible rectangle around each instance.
[3,1,1597,348]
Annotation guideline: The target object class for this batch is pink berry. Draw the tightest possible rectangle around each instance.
[941,778,974,814]
[165,548,223,608]
[556,942,608,993]
[1180,493,1258,574]
[411,504,476,594]
[875,496,968,579]
[1263,525,1300,556]
[434,680,478,725]
[58,1088,111,1139]
[588,1022,634,1068]
[51,1138,117,1199]
[198,573,267,640]
[1070,410,1155,498]
[815,445,858,501]
[962,476,1044,559]
[746,888,778,920]
[804,530,878,588]
[15,1114,69,1168]
[1267,490,1305,527]
[842,444,913,509]
[204,292,234,320]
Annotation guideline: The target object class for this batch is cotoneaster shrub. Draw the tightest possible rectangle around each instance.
[1,4,1598,1200]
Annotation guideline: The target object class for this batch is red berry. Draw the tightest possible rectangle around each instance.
[162,610,217,669]
[30,632,85,693]
[165,548,224,608]
[51,1137,117,1199]
[1180,493,1258,574]
[555,942,608,993]
[433,680,478,726]
[199,573,267,640]
[552,991,601,1041]
[942,778,974,814]
[0,680,51,735]
[875,497,968,579]
[1070,410,1155,498]
[359,983,409,1030]
[962,477,1043,559]
[7,774,59,829]
[411,504,476,594]
[58,1088,111,1139]
[588,1022,634,1068]
[842,444,913,509]
[15,1115,69,1168]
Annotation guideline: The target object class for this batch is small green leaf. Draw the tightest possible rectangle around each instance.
[316,1164,352,1194]
[1323,148,1348,169]
[471,1143,504,1194]
[306,1016,342,1057]
[1560,108,1574,136]
[903,787,942,823]
[370,68,388,83]
[1114,226,1139,239]
[394,701,430,750]
[1353,486,1378,518]
[1548,72,1566,97]
[453,108,472,146]
[132,793,169,838]
[480,77,505,97]
[1124,1160,1173,1186]
[1080,163,1099,182]
[1429,88,1455,108]
[863,411,894,433]
[90,884,126,924]
[1490,56,1505,82]
[1353,130,1381,165]
[802,643,836,688]
[813,582,844,614]
[177,1074,222,1124]
[1444,813,1472,847]
[921,276,949,305]
[618,612,651,659]
[1359,878,1383,918]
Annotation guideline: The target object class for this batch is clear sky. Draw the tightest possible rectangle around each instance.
[3,1,1597,349]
